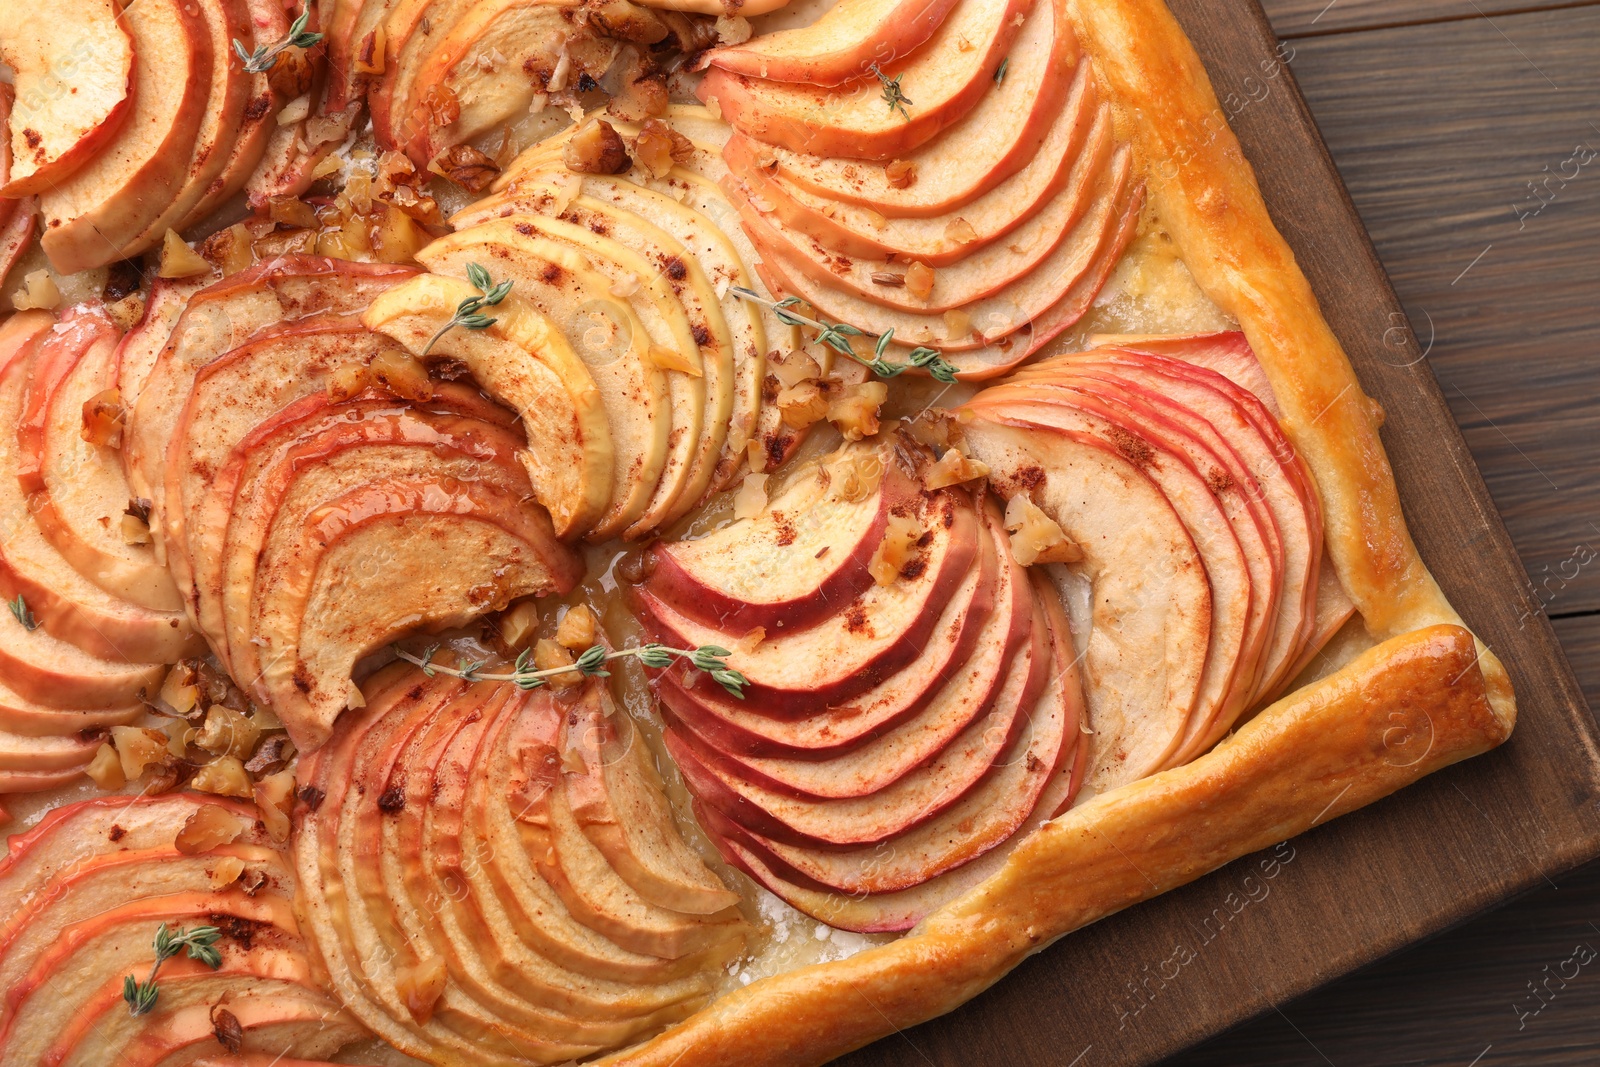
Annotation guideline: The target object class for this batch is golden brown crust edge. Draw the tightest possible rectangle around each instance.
[596,3,1518,1063]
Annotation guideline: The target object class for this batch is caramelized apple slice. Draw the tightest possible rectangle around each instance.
[645,442,919,632]
[0,0,135,196]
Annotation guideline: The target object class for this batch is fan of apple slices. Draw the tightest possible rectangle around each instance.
[635,440,1089,932]
[292,664,748,1066]
[702,0,1144,379]
[0,793,366,1064]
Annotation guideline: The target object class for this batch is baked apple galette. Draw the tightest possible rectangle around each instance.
[0,0,1515,1063]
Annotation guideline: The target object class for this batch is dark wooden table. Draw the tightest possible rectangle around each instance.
[1164,2,1600,1064]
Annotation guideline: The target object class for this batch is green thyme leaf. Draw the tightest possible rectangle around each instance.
[8,594,37,631]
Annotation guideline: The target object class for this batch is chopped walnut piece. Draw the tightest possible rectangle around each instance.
[434,143,501,192]
[159,663,201,716]
[196,705,262,762]
[80,388,124,448]
[1004,494,1083,566]
[556,604,598,651]
[771,349,821,388]
[827,381,888,442]
[885,160,917,189]
[924,447,990,489]
[776,379,829,429]
[870,512,924,586]
[209,855,246,891]
[85,743,125,791]
[244,734,295,776]
[564,118,632,174]
[904,261,935,300]
[266,46,316,99]
[192,756,254,799]
[633,118,694,177]
[588,0,669,43]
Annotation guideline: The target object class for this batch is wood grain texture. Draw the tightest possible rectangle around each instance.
[1277,7,1600,616]
[1169,615,1600,1066]
[828,2,1600,1063]
[1259,0,1600,37]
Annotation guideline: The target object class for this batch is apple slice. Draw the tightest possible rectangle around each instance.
[562,685,742,915]
[104,993,368,1067]
[975,382,1257,773]
[638,484,981,712]
[17,306,183,612]
[0,0,135,196]
[125,0,254,250]
[113,276,208,412]
[419,222,672,541]
[380,686,719,1046]
[0,324,198,664]
[697,0,1033,160]
[207,369,530,681]
[1095,330,1287,416]
[38,0,214,274]
[645,442,918,632]
[957,413,1210,792]
[365,274,615,540]
[725,46,1095,266]
[0,680,138,737]
[125,256,419,534]
[706,0,962,85]
[0,198,35,292]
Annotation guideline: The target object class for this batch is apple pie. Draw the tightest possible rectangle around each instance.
[0,0,1513,1064]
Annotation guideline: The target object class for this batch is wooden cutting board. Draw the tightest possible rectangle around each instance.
[835,1,1600,1064]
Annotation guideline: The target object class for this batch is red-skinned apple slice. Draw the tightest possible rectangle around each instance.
[39,0,214,273]
[976,380,1256,771]
[957,412,1210,792]
[1094,330,1286,417]
[706,0,962,85]
[644,443,918,633]
[0,322,198,664]
[0,0,135,196]
[215,387,532,692]
[113,276,207,411]
[106,994,366,1067]
[125,256,418,532]
[637,486,980,712]
[697,0,1034,160]
[17,305,184,612]
[125,0,253,249]
[0,198,35,292]
[1021,359,1283,747]
[724,48,1094,266]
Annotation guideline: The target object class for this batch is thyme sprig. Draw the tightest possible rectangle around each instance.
[8,595,37,631]
[869,64,913,121]
[994,58,1010,84]
[422,263,514,356]
[233,9,324,74]
[123,924,223,1016]
[394,642,749,700]
[729,287,959,384]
